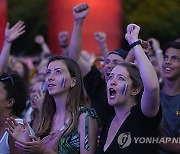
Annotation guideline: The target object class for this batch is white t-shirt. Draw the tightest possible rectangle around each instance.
[0,118,34,154]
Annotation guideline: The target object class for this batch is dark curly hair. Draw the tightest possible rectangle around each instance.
[0,73,28,117]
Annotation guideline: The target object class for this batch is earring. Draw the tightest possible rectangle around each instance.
[71,84,75,88]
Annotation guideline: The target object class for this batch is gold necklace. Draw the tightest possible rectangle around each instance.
[42,117,71,144]
[50,116,70,135]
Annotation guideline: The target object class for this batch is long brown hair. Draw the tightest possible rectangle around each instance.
[36,56,88,138]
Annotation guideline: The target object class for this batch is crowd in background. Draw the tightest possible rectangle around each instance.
[0,3,179,154]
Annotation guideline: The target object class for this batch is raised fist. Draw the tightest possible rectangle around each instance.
[58,31,69,47]
[94,32,107,44]
[34,35,45,45]
[125,24,140,44]
[140,39,151,54]
[73,3,89,20]
[148,38,161,51]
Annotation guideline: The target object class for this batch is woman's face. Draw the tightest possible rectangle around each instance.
[30,82,45,110]
[107,65,133,106]
[45,60,75,96]
[0,82,9,114]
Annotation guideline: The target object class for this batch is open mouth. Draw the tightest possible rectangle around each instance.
[109,88,116,99]
[164,67,172,71]
[106,72,110,77]
[31,97,37,104]
[163,67,174,74]
[48,84,56,87]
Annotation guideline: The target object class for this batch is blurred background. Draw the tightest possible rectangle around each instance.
[0,0,180,56]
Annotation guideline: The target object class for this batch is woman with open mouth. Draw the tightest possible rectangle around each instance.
[96,24,161,154]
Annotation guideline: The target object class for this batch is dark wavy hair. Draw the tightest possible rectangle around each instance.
[0,73,28,117]
[163,41,180,54]
[36,55,87,138]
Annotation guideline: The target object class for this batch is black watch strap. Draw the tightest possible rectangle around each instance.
[130,40,141,48]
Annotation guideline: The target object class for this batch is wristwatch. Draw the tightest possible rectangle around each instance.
[130,40,141,48]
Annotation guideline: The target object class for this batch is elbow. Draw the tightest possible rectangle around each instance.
[69,51,81,61]
[69,53,79,61]
[152,82,159,91]
[146,81,160,93]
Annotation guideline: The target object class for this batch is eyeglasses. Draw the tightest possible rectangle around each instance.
[0,75,15,85]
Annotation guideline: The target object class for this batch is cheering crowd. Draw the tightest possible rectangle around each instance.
[0,3,179,154]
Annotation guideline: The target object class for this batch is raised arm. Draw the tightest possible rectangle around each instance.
[148,38,164,78]
[94,31,110,60]
[34,35,51,57]
[58,31,69,56]
[125,24,160,117]
[125,39,151,62]
[0,20,25,75]
[69,3,91,77]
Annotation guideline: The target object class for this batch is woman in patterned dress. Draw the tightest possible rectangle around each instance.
[6,56,99,154]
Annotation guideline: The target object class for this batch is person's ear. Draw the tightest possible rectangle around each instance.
[71,77,76,88]
[131,87,140,96]
[7,98,15,108]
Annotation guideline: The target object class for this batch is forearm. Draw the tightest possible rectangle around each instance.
[125,49,135,62]
[99,43,109,60]
[40,42,51,57]
[69,20,83,61]
[61,46,69,56]
[0,40,11,75]
[155,49,164,79]
[69,20,91,77]
[132,44,159,91]
[134,44,160,117]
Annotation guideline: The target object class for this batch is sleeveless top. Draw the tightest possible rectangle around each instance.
[58,106,98,154]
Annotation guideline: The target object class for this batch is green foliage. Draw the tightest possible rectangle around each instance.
[122,0,180,50]
[8,0,180,55]
[8,0,48,56]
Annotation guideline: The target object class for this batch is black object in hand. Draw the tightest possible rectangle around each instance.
[75,5,88,13]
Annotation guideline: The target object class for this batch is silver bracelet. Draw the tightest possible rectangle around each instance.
[155,49,163,54]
